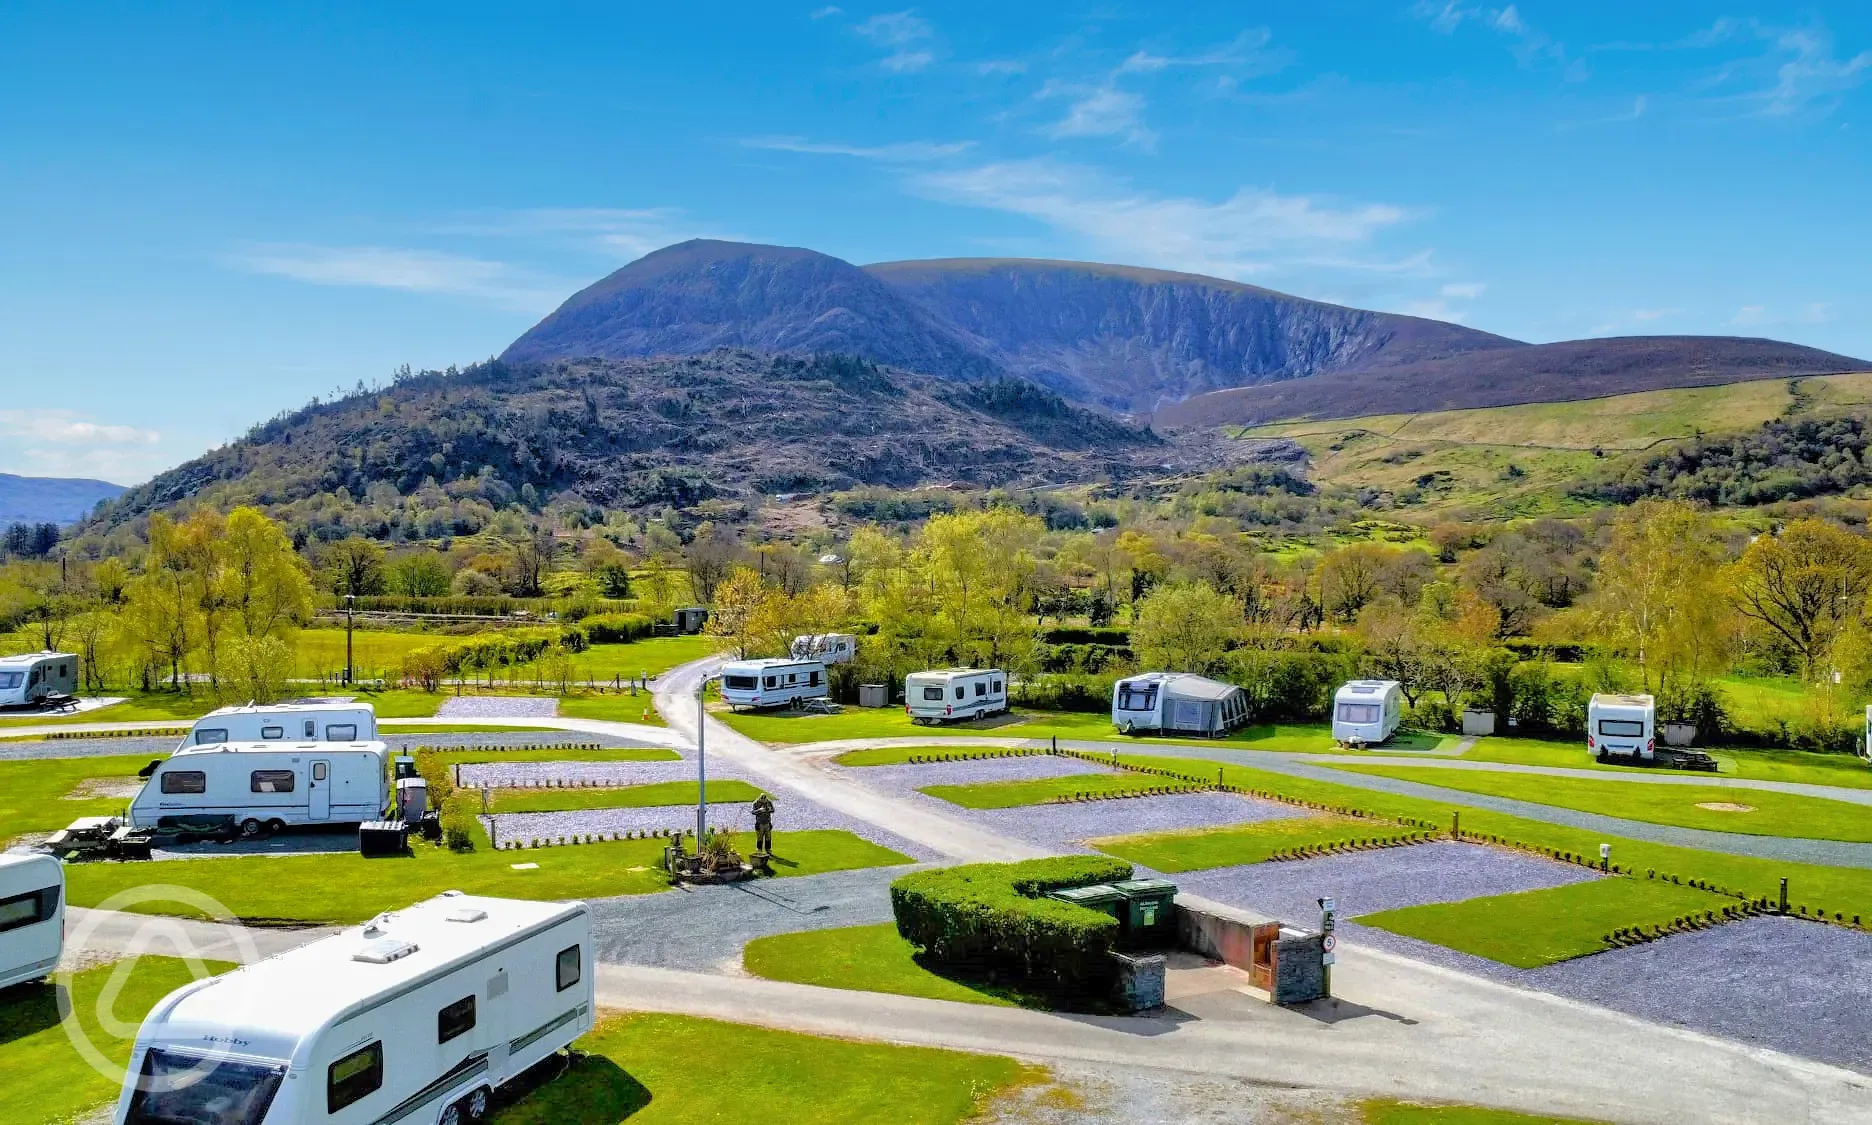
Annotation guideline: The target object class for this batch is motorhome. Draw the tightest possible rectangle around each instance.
[129,741,390,838]
[1111,672,1249,738]
[717,657,828,710]
[0,651,77,709]
[905,668,1008,724]
[111,892,594,1125]
[1332,680,1404,746]
[0,852,64,990]
[1589,693,1656,761]
[789,633,858,665]
[181,701,377,749]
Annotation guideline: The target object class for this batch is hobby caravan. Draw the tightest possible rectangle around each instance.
[0,852,64,990]
[0,652,77,709]
[182,701,377,749]
[1111,672,1249,737]
[1588,693,1655,762]
[129,741,389,837]
[789,633,858,665]
[718,658,828,710]
[905,668,1008,724]
[112,892,594,1125]
[1332,680,1404,746]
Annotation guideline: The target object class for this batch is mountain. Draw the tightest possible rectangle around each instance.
[502,241,1521,413]
[865,257,1522,411]
[0,474,126,525]
[1151,336,1872,428]
[96,353,1185,531]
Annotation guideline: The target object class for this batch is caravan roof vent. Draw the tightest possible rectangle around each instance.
[353,938,419,964]
[446,907,489,924]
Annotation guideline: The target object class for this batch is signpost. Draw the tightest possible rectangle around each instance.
[1318,895,1338,996]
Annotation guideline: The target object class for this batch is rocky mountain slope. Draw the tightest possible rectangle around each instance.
[98,353,1186,528]
[0,474,125,525]
[1153,336,1871,428]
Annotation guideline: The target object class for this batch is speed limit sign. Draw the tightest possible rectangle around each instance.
[1321,933,1337,953]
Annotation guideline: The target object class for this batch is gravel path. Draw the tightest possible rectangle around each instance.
[0,729,656,763]
[436,695,561,718]
[961,791,1310,855]
[587,866,914,971]
[0,736,177,762]
[1178,839,1601,925]
[836,753,1122,802]
[458,758,701,788]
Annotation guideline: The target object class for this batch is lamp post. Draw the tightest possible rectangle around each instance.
[344,594,357,687]
[695,673,717,848]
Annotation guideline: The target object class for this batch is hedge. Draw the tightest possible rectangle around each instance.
[579,612,656,644]
[1040,627,1132,647]
[334,594,638,621]
[890,856,1133,1000]
[413,749,476,851]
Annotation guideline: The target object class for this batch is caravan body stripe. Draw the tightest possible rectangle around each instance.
[370,1051,490,1124]
[509,1004,587,1054]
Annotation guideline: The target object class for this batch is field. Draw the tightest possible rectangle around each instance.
[1458,735,1872,790]
[492,1013,1035,1125]
[1330,763,1872,842]
[741,923,1036,1007]
[1359,1099,1608,1125]
[0,753,153,840]
[1090,815,1424,872]
[1359,876,1731,968]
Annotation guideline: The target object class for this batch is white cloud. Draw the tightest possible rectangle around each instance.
[1117,29,1276,75]
[854,10,935,72]
[909,158,1415,279]
[741,135,972,161]
[1414,1,1578,76]
[229,244,569,312]
[1041,83,1153,146]
[1395,299,1468,322]
[1729,302,1835,328]
[810,5,842,18]
[975,59,1028,76]
[1802,302,1832,323]
[437,207,732,261]
[1441,281,1486,298]
[1731,305,1769,326]
[0,409,167,484]
[1680,18,1872,116]
[1629,307,1676,321]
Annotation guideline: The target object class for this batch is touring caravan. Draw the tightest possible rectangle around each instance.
[129,742,390,838]
[0,651,77,709]
[790,633,858,665]
[0,852,64,991]
[111,892,594,1125]
[1864,704,1872,760]
[718,657,828,710]
[181,701,377,749]
[905,668,1008,724]
[1589,693,1656,762]
[1332,680,1404,746]
[1111,673,1250,738]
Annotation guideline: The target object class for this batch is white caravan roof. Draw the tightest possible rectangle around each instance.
[144,893,583,1064]
[1336,680,1401,702]
[722,657,821,672]
[167,740,387,760]
[1120,672,1241,701]
[907,668,1002,683]
[0,651,74,669]
[197,700,374,719]
[1590,693,1655,711]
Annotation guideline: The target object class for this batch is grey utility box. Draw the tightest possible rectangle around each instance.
[858,683,890,708]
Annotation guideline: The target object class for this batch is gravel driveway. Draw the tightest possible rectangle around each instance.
[436,695,561,718]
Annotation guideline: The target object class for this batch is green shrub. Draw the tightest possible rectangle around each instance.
[414,749,476,851]
[890,856,1133,1001]
[580,612,656,644]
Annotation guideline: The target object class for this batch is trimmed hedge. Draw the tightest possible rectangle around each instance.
[890,856,1133,1000]
[413,748,476,851]
[579,612,656,644]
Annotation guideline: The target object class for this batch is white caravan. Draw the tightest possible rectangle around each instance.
[718,657,828,710]
[182,701,377,749]
[0,651,78,708]
[1589,693,1656,761]
[1111,672,1249,737]
[789,633,858,665]
[905,668,1008,724]
[1864,704,1872,760]
[112,892,594,1125]
[1332,680,1404,746]
[0,851,64,990]
[130,741,390,837]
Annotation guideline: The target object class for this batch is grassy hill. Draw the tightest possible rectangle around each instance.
[1238,373,1872,515]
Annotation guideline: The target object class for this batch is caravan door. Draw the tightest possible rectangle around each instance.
[309,760,331,820]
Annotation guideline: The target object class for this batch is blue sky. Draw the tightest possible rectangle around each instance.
[3,2,1870,483]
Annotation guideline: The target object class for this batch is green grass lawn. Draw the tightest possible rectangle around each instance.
[488,779,764,813]
[1360,1097,1609,1125]
[431,745,680,766]
[1082,749,1872,922]
[0,690,223,728]
[1330,763,1872,842]
[492,1012,1034,1125]
[742,923,1039,1008]
[575,635,724,681]
[295,628,440,679]
[1459,735,1872,790]
[0,956,235,1125]
[555,692,667,726]
[65,829,911,923]
[380,721,564,733]
[1090,815,1424,873]
[0,754,153,841]
[1359,876,1731,968]
[920,771,1164,809]
[832,745,1051,767]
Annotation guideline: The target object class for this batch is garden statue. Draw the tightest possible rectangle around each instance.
[752,793,775,856]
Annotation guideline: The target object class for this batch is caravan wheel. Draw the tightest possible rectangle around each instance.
[238,818,265,840]
[266,819,286,836]
[464,1086,491,1122]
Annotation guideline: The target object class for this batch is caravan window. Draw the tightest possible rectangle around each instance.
[556,945,582,992]
[250,770,295,794]
[763,676,778,689]
[809,669,823,686]
[974,682,987,697]
[1116,684,1158,711]
[1337,704,1381,724]
[312,762,328,782]
[0,886,58,933]
[0,673,19,689]
[193,728,229,745]
[125,1048,285,1125]
[325,724,358,741]
[993,680,1002,692]
[327,1041,383,1112]
[260,726,284,740]
[1598,719,1646,738]
[954,687,965,700]
[160,771,206,794]
[724,675,757,691]
[303,720,315,738]
[921,686,944,702]
[438,995,476,1044]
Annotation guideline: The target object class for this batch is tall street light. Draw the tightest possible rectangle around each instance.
[344,594,357,687]
[694,673,717,848]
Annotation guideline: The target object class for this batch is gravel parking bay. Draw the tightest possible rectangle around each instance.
[435,695,561,718]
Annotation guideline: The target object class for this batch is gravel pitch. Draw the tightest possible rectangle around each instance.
[483,790,937,861]
[1178,840,1601,925]
[0,736,178,762]
[0,729,653,763]
[838,753,1121,801]
[457,758,704,788]
[963,791,1310,855]
[436,695,561,718]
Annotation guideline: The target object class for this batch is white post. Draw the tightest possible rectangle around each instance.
[696,675,710,847]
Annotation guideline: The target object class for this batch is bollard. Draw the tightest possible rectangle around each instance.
[1779,878,1789,914]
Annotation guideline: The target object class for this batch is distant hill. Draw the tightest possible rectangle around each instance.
[96,353,1188,531]
[0,474,125,525]
[1154,336,1870,428]
[501,240,1521,413]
